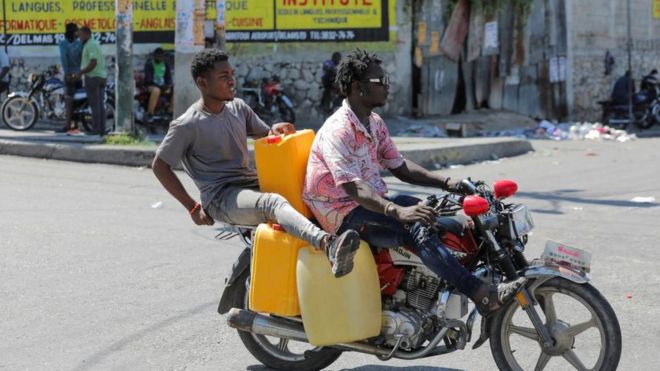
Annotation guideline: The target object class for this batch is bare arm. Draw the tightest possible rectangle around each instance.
[390,159,454,189]
[77,59,97,77]
[152,157,213,225]
[341,180,435,225]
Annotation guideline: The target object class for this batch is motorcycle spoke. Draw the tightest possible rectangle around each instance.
[534,351,553,371]
[509,324,539,341]
[566,317,596,337]
[539,292,557,324]
[562,349,589,371]
[277,338,289,353]
[8,116,25,127]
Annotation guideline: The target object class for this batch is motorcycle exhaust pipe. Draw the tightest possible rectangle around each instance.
[226,308,454,359]
[227,308,308,342]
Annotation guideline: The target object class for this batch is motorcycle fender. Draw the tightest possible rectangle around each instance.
[217,247,251,314]
[523,263,590,284]
[472,315,493,350]
[7,91,28,99]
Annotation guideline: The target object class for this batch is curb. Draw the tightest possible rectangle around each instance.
[0,137,534,168]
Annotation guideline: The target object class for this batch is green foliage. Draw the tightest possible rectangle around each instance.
[103,133,153,146]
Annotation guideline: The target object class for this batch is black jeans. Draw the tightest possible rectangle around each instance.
[84,76,106,135]
[337,195,483,298]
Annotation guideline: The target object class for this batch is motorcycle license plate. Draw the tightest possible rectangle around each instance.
[541,240,592,273]
[510,204,534,236]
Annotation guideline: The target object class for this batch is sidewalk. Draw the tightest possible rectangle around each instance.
[0,115,535,169]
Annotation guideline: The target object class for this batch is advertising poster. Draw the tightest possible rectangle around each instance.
[0,0,390,45]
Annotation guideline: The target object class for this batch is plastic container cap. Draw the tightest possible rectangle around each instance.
[265,135,282,144]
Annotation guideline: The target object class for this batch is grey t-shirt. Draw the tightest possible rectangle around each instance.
[156,98,271,207]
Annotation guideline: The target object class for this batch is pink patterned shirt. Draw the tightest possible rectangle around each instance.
[303,100,405,233]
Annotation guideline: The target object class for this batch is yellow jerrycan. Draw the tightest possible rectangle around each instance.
[249,223,308,316]
[297,241,382,346]
[254,129,315,218]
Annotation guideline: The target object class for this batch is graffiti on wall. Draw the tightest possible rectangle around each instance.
[0,0,390,45]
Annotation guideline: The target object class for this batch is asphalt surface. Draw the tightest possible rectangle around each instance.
[1,138,659,370]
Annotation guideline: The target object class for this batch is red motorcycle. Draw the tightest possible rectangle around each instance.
[220,178,622,371]
[240,76,295,124]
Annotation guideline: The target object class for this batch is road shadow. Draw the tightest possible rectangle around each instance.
[248,365,464,371]
[518,190,658,211]
[387,186,658,215]
[71,301,216,371]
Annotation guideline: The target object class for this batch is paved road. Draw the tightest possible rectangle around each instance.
[1,138,659,370]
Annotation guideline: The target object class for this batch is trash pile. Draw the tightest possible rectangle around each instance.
[483,120,637,142]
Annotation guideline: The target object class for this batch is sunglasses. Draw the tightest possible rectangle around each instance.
[364,75,390,86]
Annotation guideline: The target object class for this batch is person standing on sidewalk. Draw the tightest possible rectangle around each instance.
[303,49,525,315]
[0,47,10,97]
[58,23,83,133]
[75,26,107,136]
[152,49,360,278]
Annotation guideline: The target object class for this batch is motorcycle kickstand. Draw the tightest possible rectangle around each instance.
[515,287,555,350]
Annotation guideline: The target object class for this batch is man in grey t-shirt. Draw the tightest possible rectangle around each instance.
[152,49,360,277]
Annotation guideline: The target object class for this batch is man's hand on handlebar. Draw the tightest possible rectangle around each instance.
[444,178,480,195]
[445,178,464,193]
[391,204,436,225]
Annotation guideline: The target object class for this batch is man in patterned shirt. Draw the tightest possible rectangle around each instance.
[303,49,524,315]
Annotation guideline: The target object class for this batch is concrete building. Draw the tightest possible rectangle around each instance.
[568,0,660,121]
[1,0,658,128]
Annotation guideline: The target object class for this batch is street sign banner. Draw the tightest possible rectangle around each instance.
[1,0,390,45]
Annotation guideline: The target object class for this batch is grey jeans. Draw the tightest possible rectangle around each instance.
[206,186,328,248]
[84,76,106,135]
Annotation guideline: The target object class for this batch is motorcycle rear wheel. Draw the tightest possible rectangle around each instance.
[489,277,621,371]
[2,96,39,131]
[231,272,342,371]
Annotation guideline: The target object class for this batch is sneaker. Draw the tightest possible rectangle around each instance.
[474,277,527,316]
[66,128,81,135]
[324,229,360,278]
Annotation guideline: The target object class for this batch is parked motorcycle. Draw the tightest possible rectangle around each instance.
[218,178,622,371]
[241,76,295,124]
[1,66,115,132]
[598,78,659,130]
[134,73,172,134]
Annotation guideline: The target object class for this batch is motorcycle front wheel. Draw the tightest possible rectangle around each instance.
[489,277,621,371]
[2,96,39,130]
[231,272,342,371]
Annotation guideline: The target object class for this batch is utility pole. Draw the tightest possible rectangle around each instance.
[173,0,206,117]
[626,0,633,126]
[2,0,7,52]
[115,0,134,133]
[214,0,226,50]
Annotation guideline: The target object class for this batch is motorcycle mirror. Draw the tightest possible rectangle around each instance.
[463,196,490,217]
[493,179,518,199]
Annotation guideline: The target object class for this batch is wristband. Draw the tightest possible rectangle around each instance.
[384,201,395,217]
[188,202,201,215]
